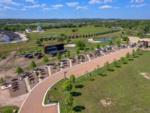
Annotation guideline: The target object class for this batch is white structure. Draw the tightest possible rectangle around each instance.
[37,26,43,32]
[88,38,100,43]
[25,28,32,33]
[65,44,76,48]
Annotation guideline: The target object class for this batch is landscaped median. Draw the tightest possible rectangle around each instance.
[45,49,150,113]
[0,106,19,113]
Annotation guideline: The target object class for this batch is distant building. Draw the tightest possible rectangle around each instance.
[139,39,150,48]
[25,28,32,33]
[44,44,67,56]
[37,26,43,32]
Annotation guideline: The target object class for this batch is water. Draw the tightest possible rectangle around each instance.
[95,37,112,43]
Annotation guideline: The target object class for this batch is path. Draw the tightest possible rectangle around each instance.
[19,48,133,113]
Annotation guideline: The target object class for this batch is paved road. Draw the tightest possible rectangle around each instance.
[19,48,133,113]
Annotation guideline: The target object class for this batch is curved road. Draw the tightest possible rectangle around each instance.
[19,48,133,113]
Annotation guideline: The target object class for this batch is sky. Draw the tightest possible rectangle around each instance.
[0,0,149,19]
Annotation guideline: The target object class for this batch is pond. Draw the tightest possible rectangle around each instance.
[95,37,113,43]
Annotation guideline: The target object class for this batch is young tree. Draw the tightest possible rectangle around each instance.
[70,75,76,84]
[66,51,71,58]
[16,67,24,75]
[76,41,86,50]
[57,53,62,61]
[43,56,49,63]
[126,53,130,59]
[65,94,74,109]
[30,61,37,69]
[96,44,101,49]
[117,40,121,47]
[72,29,78,33]
[76,49,80,56]
[109,40,113,46]
[36,39,42,46]
[62,80,73,91]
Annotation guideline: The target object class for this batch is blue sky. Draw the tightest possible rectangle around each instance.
[0,0,149,19]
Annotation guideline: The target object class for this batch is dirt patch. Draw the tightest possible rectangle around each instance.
[0,51,41,78]
[100,98,112,107]
[0,88,27,107]
[140,72,150,80]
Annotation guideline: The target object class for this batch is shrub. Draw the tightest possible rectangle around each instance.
[30,61,37,69]
[62,80,73,91]
[16,67,24,75]
[70,75,76,84]
[43,56,49,63]
[65,94,74,109]
[76,41,86,50]
[97,69,107,76]
[114,61,121,68]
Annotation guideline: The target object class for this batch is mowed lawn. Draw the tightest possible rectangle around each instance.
[47,51,150,113]
[0,26,116,55]
[29,26,110,38]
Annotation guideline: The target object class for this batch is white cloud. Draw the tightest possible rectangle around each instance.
[66,2,79,7]
[51,4,64,9]
[0,0,20,6]
[89,0,112,4]
[99,5,112,9]
[76,6,88,10]
[131,0,144,3]
[3,5,17,10]
[25,0,36,4]
[22,2,49,11]
[130,3,146,7]
[130,0,146,8]
[66,2,87,10]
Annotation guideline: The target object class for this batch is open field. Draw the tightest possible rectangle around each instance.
[0,26,121,79]
[0,26,119,56]
[47,51,150,113]
[29,26,110,38]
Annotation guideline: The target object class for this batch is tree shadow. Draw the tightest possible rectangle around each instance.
[90,78,95,81]
[70,91,82,97]
[75,84,84,89]
[73,105,86,112]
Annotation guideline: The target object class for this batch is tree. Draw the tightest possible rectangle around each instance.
[76,49,80,56]
[123,37,129,44]
[43,56,49,63]
[36,39,42,46]
[126,53,130,59]
[72,29,78,33]
[70,75,76,84]
[62,80,73,91]
[117,40,121,47]
[76,41,86,50]
[105,62,114,72]
[16,67,24,75]
[30,61,37,69]
[66,51,71,58]
[109,40,113,46]
[57,53,62,61]
[96,44,101,49]
[65,94,74,109]
[114,60,121,68]
[121,57,128,64]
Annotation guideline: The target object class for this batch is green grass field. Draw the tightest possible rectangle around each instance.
[28,26,110,38]
[0,26,120,57]
[0,106,18,113]
[46,51,150,113]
